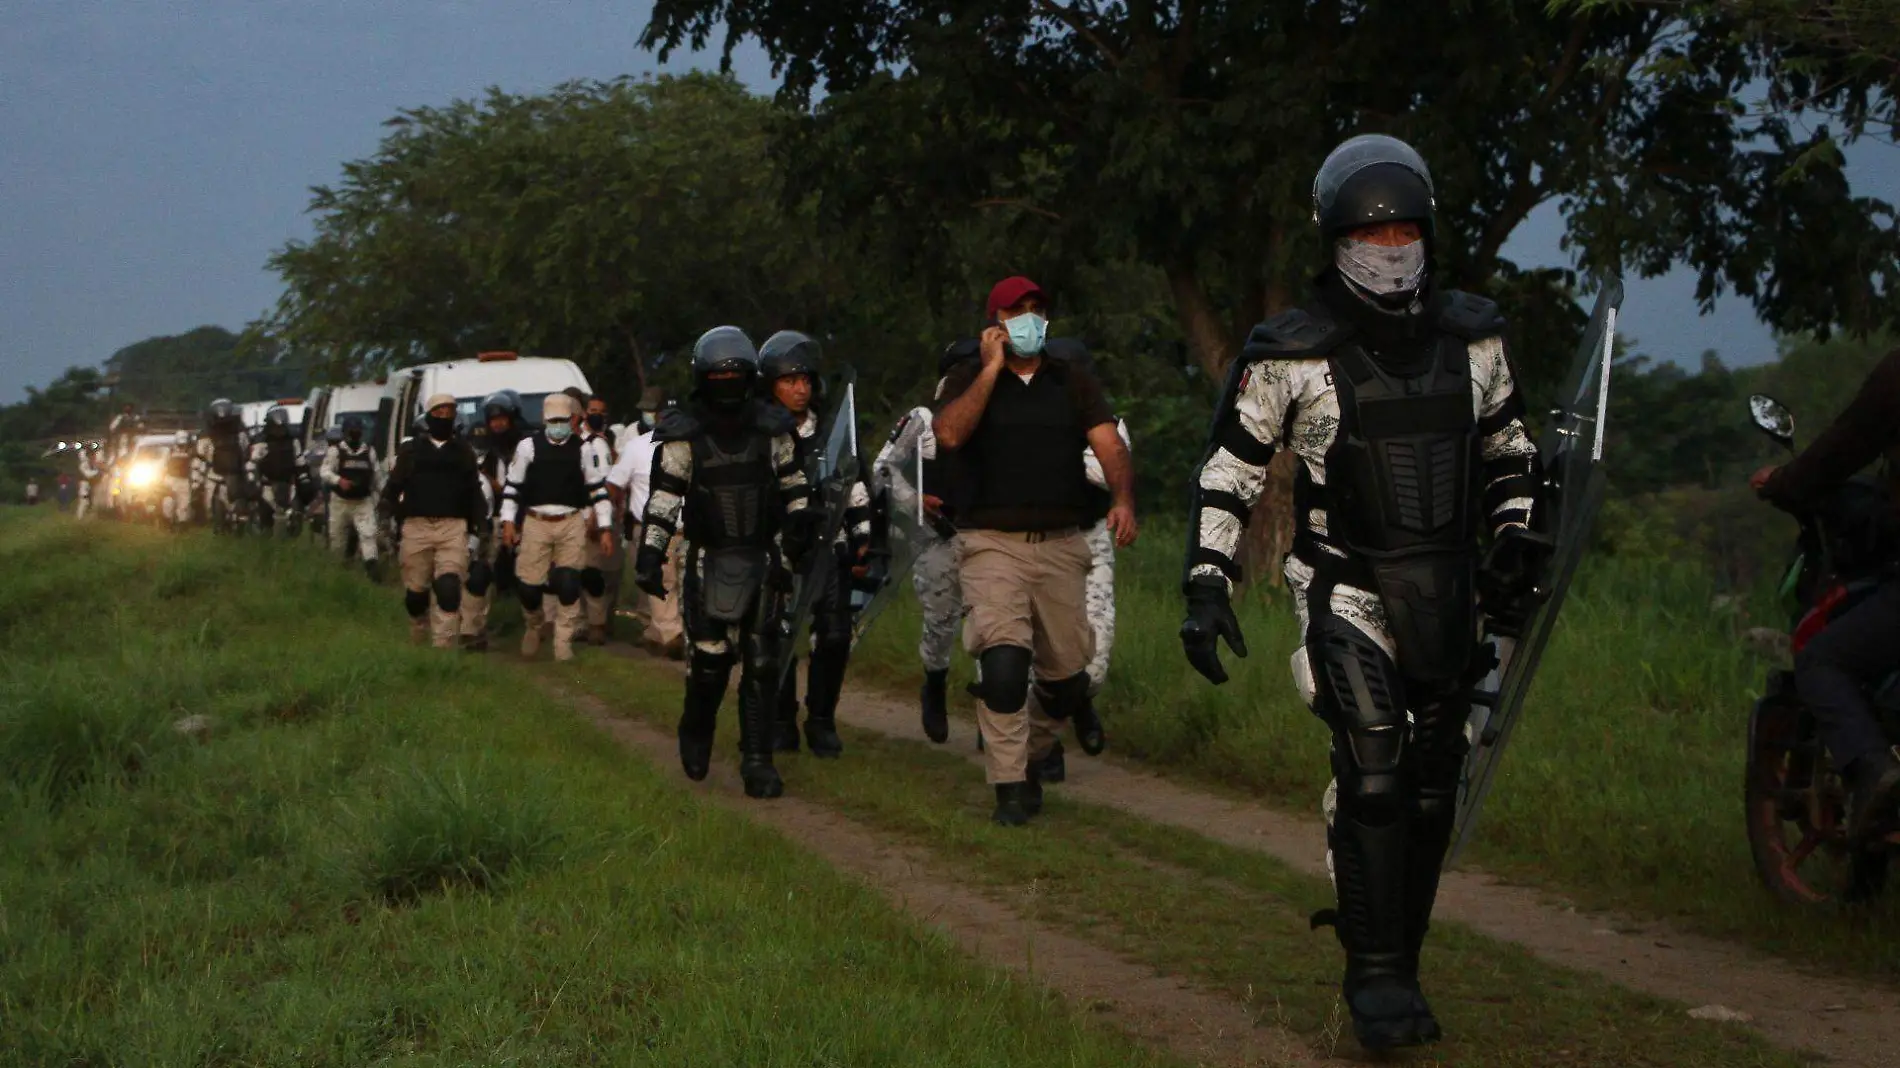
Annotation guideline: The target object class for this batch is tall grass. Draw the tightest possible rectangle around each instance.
[850,519,1900,978]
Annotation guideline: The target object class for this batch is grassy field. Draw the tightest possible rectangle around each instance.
[848,520,1900,982]
[0,510,1182,1066]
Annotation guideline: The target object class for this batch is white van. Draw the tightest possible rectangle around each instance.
[376,352,592,460]
[302,381,387,450]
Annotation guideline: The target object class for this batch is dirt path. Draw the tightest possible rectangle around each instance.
[821,677,1900,1068]
[551,681,1325,1068]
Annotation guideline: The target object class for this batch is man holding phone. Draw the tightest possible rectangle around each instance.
[932,275,1138,825]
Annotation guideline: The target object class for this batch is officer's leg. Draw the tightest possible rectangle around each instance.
[772,654,802,753]
[398,518,434,644]
[355,501,383,580]
[547,518,587,661]
[580,540,610,644]
[913,536,961,743]
[428,521,467,650]
[960,532,1038,824]
[1402,678,1470,1044]
[461,534,494,649]
[735,577,786,798]
[1308,610,1422,1050]
[678,549,731,782]
[515,518,552,658]
[328,498,352,558]
[802,557,851,758]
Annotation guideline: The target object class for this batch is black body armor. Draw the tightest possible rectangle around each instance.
[519,432,588,511]
[681,421,782,550]
[258,437,300,482]
[334,445,377,500]
[210,427,246,476]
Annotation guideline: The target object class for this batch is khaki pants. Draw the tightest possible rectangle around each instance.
[161,477,192,525]
[645,533,686,647]
[329,496,379,561]
[518,512,589,657]
[401,516,469,649]
[459,528,499,639]
[583,536,625,630]
[958,528,1094,784]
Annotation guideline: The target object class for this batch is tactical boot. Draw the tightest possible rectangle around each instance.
[920,669,950,743]
[804,714,843,759]
[553,637,575,663]
[738,666,784,799]
[408,618,428,646]
[1328,805,1426,1051]
[1072,691,1106,755]
[588,624,609,647]
[772,668,801,753]
[802,645,848,758]
[739,754,784,799]
[1035,740,1067,784]
[461,633,488,653]
[992,783,1030,827]
[1022,762,1044,817]
[1847,748,1900,842]
[520,617,543,659]
[678,725,714,781]
[679,655,730,782]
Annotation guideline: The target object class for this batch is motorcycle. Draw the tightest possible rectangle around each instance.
[1743,393,1900,905]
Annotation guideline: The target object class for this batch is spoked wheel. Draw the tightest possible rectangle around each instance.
[1746,700,1853,905]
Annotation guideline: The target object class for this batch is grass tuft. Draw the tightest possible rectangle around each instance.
[360,762,566,904]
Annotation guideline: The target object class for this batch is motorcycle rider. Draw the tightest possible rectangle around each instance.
[323,415,384,580]
[196,399,250,530]
[247,406,304,537]
[461,390,525,651]
[757,330,869,758]
[1753,347,1900,840]
[1178,135,1545,1050]
[162,431,194,529]
[634,326,816,799]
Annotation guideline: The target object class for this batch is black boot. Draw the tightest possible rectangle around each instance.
[364,558,383,583]
[1023,761,1044,817]
[1072,690,1106,755]
[1327,802,1425,1051]
[771,659,801,753]
[1403,790,1458,1044]
[1035,739,1067,784]
[678,654,730,782]
[992,782,1030,826]
[738,664,784,799]
[920,669,950,743]
[802,642,848,759]
[1846,748,1900,842]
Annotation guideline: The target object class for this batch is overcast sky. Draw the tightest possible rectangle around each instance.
[4,2,1897,405]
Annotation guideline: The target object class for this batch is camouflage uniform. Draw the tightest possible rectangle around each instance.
[1081,519,1116,695]
[913,534,962,672]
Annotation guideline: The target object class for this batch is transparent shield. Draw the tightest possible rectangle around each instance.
[1451,277,1623,862]
[850,406,944,644]
[777,369,861,692]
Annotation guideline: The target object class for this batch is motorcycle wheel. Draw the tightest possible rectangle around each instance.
[1745,698,1854,905]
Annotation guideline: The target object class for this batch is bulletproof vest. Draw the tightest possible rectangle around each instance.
[211,427,245,474]
[959,364,1091,528]
[334,444,377,500]
[164,451,191,479]
[684,426,779,550]
[258,436,300,482]
[398,437,476,519]
[519,432,588,511]
[1322,327,1483,683]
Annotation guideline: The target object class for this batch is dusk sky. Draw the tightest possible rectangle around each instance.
[4,2,1897,405]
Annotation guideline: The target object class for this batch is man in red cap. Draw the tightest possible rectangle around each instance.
[933,275,1138,825]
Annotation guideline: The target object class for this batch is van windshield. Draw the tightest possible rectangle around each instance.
[333,410,377,431]
[455,393,554,430]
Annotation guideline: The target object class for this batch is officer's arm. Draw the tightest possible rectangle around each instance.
[585,438,613,530]
[379,445,408,516]
[320,446,342,488]
[1474,337,1541,535]
[775,433,810,516]
[498,437,533,526]
[931,362,996,450]
[640,440,693,554]
[1186,358,1295,595]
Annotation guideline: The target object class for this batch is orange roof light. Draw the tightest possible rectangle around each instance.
[477,350,519,362]
[277,397,302,405]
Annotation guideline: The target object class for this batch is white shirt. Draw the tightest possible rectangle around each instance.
[606,428,657,522]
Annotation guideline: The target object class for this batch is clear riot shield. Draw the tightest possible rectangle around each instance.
[777,370,860,693]
[1449,277,1623,863]
[850,406,949,644]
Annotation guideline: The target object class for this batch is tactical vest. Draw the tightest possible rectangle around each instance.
[334,445,377,500]
[164,452,191,479]
[398,437,475,519]
[684,427,779,550]
[258,436,300,482]
[959,365,1091,529]
[211,428,246,475]
[518,433,588,511]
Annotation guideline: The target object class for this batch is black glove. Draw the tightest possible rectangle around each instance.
[783,508,824,571]
[1180,576,1247,685]
[1479,526,1555,636]
[634,543,668,601]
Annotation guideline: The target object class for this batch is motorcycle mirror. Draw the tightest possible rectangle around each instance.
[1748,393,1796,450]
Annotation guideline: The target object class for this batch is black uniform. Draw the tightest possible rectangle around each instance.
[635,326,815,799]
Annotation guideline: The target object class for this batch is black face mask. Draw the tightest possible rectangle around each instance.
[426,415,455,440]
[585,413,606,432]
[345,432,362,447]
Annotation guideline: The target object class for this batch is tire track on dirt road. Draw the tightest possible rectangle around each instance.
[548,680,1327,1068]
[821,677,1900,1068]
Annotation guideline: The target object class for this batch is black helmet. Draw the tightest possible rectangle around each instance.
[481,389,522,422]
[207,398,236,425]
[341,414,365,439]
[759,330,821,383]
[325,427,345,445]
[264,406,292,436]
[1311,134,1436,244]
[691,326,760,411]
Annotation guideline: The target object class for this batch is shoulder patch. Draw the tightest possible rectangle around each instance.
[651,408,700,443]
[1239,306,1346,363]
[1437,290,1506,340]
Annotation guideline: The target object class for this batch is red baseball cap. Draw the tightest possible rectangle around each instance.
[985,276,1046,321]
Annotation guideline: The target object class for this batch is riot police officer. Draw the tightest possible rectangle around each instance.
[323,416,384,579]
[635,326,816,799]
[248,406,303,537]
[162,431,194,529]
[1178,134,1546,1050]
[461,390,525,650]
[197,399,250,532]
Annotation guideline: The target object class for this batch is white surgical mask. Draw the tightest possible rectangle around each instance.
[1335,238,1427,299]
[546,422,573,443]
[1003,312,1048,357]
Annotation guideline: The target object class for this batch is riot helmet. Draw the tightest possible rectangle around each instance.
[264,406,292,438]
[691,326,760,412]
[326,427,346,445]
[173,430,191,447]
[1312,134,1436,242]
[482,389,522,423]
[341,414,365,445]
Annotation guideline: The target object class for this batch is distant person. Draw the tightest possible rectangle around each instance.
[1754,346,1900,842]
[162,432,194,529]
[247,407,303,537]
[607,409,658,646]
[24,478,41,506]
[56,475,72,511]
[576,392,621,646]
[499,393,614,662]
[461,391,525,651]
[197,399,250,530]
[380,394,485,648]
[323,416,384,581]
[932,274,1136,827]
[76,444,101,520]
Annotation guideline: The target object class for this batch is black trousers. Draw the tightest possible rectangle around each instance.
[1795,577,1900,772]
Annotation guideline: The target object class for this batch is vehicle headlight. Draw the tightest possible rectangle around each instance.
[127,462,158,489]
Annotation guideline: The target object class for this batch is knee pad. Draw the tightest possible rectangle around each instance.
[431,573,463,614]
[466,560,493,597]
[977,645,1033,715]
[552,567,582,606]
[1310,615,1408,775]
[1031,670,1091,721]
[1330,742,1407,827]
[580,566,606,598]
[403,589,430,619]
[517,583,545,613]
[688,647,736,681]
